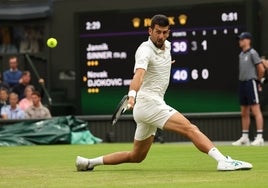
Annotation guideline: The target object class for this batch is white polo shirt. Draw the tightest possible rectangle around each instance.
[134,37,172,100]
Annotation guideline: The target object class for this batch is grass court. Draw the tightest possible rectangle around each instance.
[1,143,267,188]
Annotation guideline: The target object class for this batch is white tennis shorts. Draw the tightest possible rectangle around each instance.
[133,96,177,141]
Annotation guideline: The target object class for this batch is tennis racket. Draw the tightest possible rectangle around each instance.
[111,95,129,126]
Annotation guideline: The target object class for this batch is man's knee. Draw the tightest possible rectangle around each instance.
[251,105,262,116]
[185,124,201,137]
[130,152,147,163]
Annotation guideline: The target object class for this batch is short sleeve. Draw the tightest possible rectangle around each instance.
[134,44,151,73]
[46,108,52,118]
[0,107,6,116]
[250,49,261,65]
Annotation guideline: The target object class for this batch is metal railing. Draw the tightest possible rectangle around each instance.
[24,54,52,106]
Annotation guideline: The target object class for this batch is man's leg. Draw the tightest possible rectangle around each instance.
[163,112,215,154]
[232,106,251,146]
[241,105,251,131]
[163,112,253,170]
[103,136,154,164]
[251,104,263,131]
[250,104,264,146]
[76,136,154,170]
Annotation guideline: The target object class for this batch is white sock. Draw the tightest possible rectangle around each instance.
[208,147,226,162]
[256,130,263,139]
[242,130,249,139]
[88,156,103,168]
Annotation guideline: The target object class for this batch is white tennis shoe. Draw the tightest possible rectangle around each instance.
[217,156,253,171]
[251,137,264,146]
[232,137,250,146]
[76,156,94,171]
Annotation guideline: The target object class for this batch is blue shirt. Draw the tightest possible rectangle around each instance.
[3,69,23,87]
[1,105,25,119]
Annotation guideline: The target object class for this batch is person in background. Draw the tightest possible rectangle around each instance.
[12,71,44,100]
[3,56,22,88]
[0,87,9,111]
[1,92,25,119]
[25,91,51,119]
[18,85,35,111]
[261,56,268,70]
[232,32,265,146]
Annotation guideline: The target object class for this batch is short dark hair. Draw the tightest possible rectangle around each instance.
[32,91,41,98]
[22,71,31,76]
[9,56,18,61]
[151,14,169,29]
[9,92,19,99]
[0,87,9,93]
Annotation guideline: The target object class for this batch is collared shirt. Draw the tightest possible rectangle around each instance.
[25,104,51,119]
[1,105,25,119]
[239,48,261,81]
[134,37,172,100]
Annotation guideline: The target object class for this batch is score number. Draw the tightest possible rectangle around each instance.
[172,68,209,82]
[172,40,207,54]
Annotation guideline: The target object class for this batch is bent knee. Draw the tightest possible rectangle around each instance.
[130,153,147,163]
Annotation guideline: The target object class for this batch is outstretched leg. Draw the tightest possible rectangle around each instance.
[163,112,215,153]
[103,136,154,164]
[76,135,154,170]
[163,112,252,170]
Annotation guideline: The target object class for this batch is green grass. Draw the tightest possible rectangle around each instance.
[0,143,268,188]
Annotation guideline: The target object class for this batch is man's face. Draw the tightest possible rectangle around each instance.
[0,90,8,101]
[239,38,250,48]
[32,94,40,106]
[9,94,18,107]
[22,74,31,84]
[9,58,18,70]
[149,24,170,49]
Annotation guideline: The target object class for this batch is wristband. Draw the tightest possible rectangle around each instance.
[128,90,137,98]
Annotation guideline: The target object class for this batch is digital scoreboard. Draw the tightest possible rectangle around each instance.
[76,2,256,115]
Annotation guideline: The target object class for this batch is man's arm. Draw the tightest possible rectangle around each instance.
[3,71,21,85]
[45,108,52,118]
[1,107,8,119]
[127,68,146,109]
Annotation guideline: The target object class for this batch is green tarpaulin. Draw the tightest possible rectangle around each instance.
[0,116,102,146]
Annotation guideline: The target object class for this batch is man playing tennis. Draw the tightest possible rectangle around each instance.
[76,14,252,171]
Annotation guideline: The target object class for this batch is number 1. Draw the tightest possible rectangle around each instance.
[201,40,207,51]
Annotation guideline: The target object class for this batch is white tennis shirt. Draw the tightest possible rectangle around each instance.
[134,37,172,100]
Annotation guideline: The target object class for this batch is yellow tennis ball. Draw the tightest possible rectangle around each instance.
[47,38,57,48]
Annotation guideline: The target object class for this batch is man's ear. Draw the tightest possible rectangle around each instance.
[148,27,152,35]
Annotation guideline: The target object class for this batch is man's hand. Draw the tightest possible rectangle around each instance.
[38,78,45,85]
[127,96,135,110]
[258,83,262,92]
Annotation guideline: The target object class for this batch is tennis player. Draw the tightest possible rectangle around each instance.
[76,14,252,171]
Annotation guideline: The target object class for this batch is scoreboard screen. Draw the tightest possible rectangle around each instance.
[76,2,254,115]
